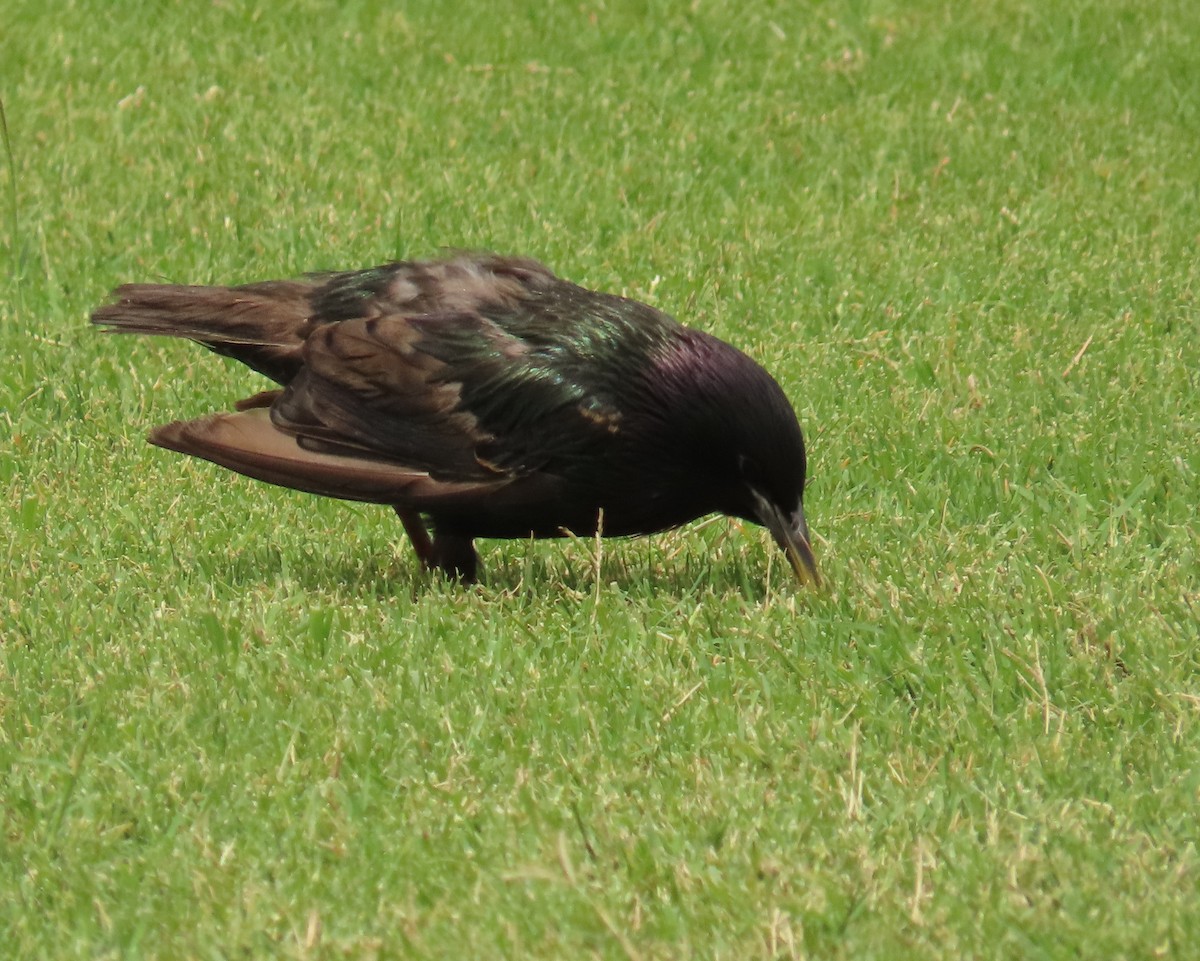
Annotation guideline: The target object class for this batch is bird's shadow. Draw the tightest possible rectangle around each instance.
[194,526,779,606]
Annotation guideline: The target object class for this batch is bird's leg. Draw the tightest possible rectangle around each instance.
[430,532,480,583]
[393,507,435,567]
[392,507,479,582]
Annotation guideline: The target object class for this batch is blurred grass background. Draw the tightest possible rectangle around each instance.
[2,0,1198,957]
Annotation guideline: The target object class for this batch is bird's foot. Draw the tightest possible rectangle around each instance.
[428,533,479,583]
[392,507,479,583]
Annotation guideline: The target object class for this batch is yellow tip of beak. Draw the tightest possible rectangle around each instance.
[785,536,820,588]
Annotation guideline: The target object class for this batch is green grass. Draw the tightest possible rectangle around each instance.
[3,0,1198,957]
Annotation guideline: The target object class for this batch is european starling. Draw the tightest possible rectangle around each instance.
[92,253,818,585]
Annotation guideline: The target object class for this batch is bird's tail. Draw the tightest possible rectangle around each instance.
[91,280,317,384]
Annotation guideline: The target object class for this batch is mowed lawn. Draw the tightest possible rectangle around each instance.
[3,0,1198,957]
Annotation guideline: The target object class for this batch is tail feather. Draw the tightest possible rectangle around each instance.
[91,281,318,384]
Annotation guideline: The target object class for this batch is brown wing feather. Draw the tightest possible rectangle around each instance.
[269,313,503,480]
[150,409,508,505]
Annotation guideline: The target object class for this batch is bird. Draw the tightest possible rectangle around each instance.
[92,252,819,586]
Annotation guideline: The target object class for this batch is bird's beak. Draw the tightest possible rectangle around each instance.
[752,493,820,587]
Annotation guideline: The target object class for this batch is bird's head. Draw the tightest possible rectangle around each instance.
[727,401,820,588]
[652,331,820,586]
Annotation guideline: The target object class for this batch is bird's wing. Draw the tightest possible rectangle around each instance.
[265,257,679,487]
[270,310,514,481]
[142,304,539,508]
[269,298,633,485]
[150,408,498,506]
